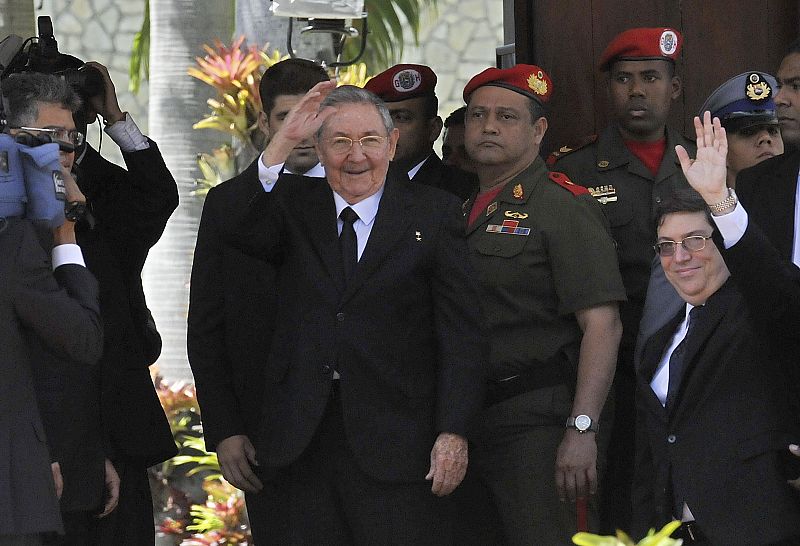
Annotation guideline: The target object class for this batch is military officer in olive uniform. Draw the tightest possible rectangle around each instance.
[550,27,695,532]
[462,65,626,544]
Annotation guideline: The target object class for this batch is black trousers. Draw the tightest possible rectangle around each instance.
[251,384,454,545]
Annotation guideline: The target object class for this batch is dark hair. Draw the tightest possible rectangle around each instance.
[444,106,466,128]
[316,85,394,139]
[654,187,715,230]
[528,99,546,125]
[2,72,81,127]
[786,38,800,56]
[258,58,329,117]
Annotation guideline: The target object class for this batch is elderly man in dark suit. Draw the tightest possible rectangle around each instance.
[632,113,800,545]
[0,141,102,544]
[187,58,329,543]
[234,82,487,544]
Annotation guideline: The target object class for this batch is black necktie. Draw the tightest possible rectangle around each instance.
[666,305,703,408]
[339,207,359,285]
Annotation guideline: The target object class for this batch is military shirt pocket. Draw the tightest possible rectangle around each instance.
[474,233,529,258]
[600,198,634,228]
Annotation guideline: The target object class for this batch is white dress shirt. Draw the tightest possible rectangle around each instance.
[713,193,800,267]
[332,187,384,261]
[51,243,86,269]
[650,302,696,407]
[257,153,326,192]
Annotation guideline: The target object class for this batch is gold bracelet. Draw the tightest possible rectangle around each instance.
[708,188,737,215]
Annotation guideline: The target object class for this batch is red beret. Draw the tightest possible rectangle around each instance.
[599,27,683,71]
[364,64,437,102]
[463,64,553,104]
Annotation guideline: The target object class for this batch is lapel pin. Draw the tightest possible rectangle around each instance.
[415,231,422,241]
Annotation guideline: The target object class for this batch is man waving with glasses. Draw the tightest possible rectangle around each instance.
[233,82,487,544]
[632,113,800,545]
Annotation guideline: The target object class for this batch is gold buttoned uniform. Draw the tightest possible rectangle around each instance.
[465,156,626,543]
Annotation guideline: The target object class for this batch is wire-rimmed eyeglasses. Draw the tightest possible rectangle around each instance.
[654,235,713,257]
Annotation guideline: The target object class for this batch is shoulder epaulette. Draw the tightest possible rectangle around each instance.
[547,171,589,196]
[546,135,598,166]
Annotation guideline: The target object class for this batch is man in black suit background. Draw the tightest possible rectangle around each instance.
[365,64,477,200]
[632,113,800,545]
[736,38,800,268]
[187,58,328,543]
[235,82,486,544]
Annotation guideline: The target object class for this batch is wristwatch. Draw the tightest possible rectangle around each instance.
[708,188,737,215]
[566,414,598,433]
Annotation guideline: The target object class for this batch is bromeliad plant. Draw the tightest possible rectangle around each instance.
[572,521,684,546]
[188,36,286,147]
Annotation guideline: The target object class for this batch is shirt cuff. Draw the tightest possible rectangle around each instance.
[711,202,748,249]
[257,153,283,192]
[52,244,86,270]
[104,113,150,152]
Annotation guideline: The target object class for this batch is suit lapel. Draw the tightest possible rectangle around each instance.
[340,175,412,304]
[290,177,345,292]
[639,308,684,413]
[668,285,732,422]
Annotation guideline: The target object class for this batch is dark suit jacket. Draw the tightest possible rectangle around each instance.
[411,153,477,202]
[71,141,178,468]
[736,148,798,261]
[633,227,800,544]
[239,173,487,483]
[188,159,280,451]
[0,218,102,535]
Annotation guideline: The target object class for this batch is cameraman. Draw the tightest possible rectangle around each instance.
[0,76,102,544]
[6,60,178,545]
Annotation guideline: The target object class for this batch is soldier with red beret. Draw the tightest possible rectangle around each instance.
[550,28,696,532]
[365,64,476,200]
[461,64,626,544]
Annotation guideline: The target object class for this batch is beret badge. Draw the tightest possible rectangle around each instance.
[527,71,548,96]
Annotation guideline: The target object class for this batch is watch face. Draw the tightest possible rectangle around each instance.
[575,415,591,431]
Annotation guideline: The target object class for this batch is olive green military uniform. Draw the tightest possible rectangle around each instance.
[466,157,626,545]
[551,125,695,356]
[551,124,695,532]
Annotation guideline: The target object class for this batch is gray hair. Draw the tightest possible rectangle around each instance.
[316,85,394,139]
[2,72,81,127]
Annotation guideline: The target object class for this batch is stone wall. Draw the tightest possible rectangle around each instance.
[403,0,505,123]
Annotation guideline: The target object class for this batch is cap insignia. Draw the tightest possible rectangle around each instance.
[527,71,548,96]
[745,73,771,102]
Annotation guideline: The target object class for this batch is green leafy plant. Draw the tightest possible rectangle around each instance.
[150,377,252,545]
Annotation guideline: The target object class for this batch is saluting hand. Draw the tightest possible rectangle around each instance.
[261,79,337,168]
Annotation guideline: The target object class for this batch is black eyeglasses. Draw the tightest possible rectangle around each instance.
[11,126,85,147]
[654,235,713,257]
